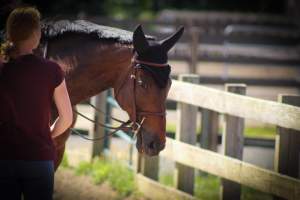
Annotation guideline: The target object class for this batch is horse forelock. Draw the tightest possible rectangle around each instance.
[141,65,171,88]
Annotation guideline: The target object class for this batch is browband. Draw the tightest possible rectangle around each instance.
[132,56,169,68]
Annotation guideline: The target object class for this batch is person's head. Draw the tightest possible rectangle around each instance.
[0,6,41,60]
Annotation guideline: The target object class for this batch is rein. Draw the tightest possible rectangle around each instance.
[114,54,167,128]
[75,54,167,141]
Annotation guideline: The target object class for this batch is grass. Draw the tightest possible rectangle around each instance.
[159,173,272,200]
[74,157,137,197]
[60,153,69,168]
[166,124,276,139]
[243,126,276,139]
[194,174,220,200]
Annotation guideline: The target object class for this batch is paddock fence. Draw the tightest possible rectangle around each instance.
[87,73,300,200]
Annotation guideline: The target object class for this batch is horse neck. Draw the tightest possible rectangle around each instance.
[45,37,133,105]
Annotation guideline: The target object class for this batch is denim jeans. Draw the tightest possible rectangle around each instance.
[0,160,54,200]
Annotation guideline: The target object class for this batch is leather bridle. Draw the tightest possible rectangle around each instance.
[114,54,168,137]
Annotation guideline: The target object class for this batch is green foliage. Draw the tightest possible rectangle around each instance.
[104,162,136,197]
[244,126,276,139]
[242,187,272,200]
[159,173,174,187]
[74,157,137,197]
[60,153,69,168]
[74,161,93,176]
[159,173,273,200]
[194,174,220,200]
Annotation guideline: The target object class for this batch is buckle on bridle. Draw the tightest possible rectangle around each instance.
[131,117,146,138]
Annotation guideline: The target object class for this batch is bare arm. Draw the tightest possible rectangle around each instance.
[51,79,73,138]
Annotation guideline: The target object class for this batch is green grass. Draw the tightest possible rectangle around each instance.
[194,174,220,200]
[159,173,272,200]
[244,126,276,139]
[74,157,137,197]
[242,186,272,200]
[159,173,174,187]
[60,153,69,168]
[166,124,276,139]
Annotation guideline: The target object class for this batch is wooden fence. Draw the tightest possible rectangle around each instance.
[95,74,299,200]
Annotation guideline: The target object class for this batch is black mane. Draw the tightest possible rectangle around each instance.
[42,19,154,44]
[41,20,169,87]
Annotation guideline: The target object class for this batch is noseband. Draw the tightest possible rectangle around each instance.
[115,54,168,136]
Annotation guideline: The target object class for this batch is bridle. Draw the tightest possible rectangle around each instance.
[114,53,168,137]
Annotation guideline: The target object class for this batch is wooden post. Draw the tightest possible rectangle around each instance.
[174,74,200,194]
[189,27,199,74]
[138,155,159,181]
[91,91,107,157]
[221,84,246,200]
[274,95,300,200]
[200,109,219,152]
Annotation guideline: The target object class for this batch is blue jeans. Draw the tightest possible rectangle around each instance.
[0,160,54,200]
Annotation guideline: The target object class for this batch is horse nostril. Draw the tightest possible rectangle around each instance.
[149,141,155,149]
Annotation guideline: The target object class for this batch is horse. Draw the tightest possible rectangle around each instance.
[40,20,184,169]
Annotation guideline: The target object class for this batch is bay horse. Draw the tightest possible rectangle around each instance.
[40,20,184,169]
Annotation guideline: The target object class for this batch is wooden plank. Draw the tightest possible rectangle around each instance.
[174,74,199,195]
[221,84,246,200]
[200,109,219,151]
[274,95,300,200]
[160,138,300,200]
[136,174,196,200]
[168,80,300,131]
[91,92,107,157]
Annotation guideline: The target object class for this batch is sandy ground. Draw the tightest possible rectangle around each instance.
[53,168,146,200]
[53,168,119,200]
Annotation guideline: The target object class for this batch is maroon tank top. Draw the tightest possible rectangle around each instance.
[0,54,63,160]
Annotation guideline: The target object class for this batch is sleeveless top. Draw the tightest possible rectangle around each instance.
[0,54,63,160]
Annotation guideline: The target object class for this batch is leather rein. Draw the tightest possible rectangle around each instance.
[111,54,167,138]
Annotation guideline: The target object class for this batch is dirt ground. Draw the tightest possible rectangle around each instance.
[53,168,145,200]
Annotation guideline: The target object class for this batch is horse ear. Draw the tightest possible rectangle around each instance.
[133,25,149,54]
[160,26,184,52]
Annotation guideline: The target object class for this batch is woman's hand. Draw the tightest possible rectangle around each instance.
[51,79,73,138]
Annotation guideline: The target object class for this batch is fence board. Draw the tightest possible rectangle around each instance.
[160,138,300,199]
[168,80,300,131]
[136,174,196,200]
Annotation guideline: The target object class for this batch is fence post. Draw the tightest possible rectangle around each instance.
[174,74,200,195]
[91,91,107,157]
[274,94,300,200]
[200,109,219,152]
[189,27,199,74]
[138,155,159,181]
[221,84,246,200]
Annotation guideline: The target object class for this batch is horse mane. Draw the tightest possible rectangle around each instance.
[41,19,155,44]
[42,19,169,87]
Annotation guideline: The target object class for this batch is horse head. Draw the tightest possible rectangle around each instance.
[115,25,184,156]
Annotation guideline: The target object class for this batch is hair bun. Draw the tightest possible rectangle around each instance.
[0,40,16,61]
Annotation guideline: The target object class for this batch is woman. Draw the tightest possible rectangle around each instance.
[0,6,73,200]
